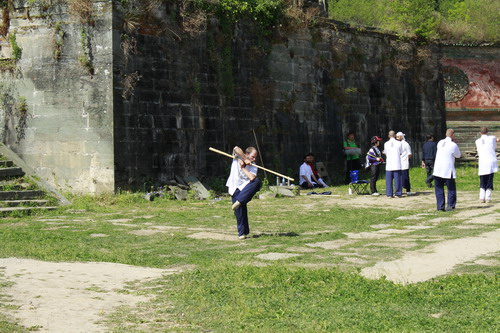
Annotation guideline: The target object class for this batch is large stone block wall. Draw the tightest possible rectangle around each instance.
[0,0,114,193]
[113,6,445,189]
[0,1,446,193]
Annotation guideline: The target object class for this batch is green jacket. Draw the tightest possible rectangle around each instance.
[343,140,359,160]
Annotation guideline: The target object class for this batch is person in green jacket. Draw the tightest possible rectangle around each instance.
[343,132,361,184]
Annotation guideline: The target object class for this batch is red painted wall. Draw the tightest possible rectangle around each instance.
[441,47,500,111]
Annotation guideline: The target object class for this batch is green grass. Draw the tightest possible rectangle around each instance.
[0,165,498,331]
[156,265,498,333]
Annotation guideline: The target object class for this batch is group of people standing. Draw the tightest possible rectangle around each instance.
[382,130,415,198]
[225,127,497,238]
[346,131,413,197]
[346,127,498,210]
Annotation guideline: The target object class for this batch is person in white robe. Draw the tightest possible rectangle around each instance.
[433,129,461,211]
[475,127,498,203]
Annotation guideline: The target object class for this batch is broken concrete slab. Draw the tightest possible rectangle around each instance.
[375,228,414,235]
[269,186,295,197]
[187,232,239,241]
[183,176,210,200]
[306,239,355,250]
[343,232,391,239]
[403,225,434,230]
[255,253,301,260]
[169,186,188,200]
[259,192,277,200]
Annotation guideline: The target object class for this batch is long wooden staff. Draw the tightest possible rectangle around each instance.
[209,147,295,182]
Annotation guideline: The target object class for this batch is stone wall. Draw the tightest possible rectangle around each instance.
[113,6,445,189]
[0,1,446,193]
[0,0,114,193]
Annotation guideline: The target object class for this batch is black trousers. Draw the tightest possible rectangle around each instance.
[480,173,494,190]
[370,164,380,194]
[424,159,435,185]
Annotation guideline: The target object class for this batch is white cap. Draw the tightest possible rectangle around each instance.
[396,132,405,137]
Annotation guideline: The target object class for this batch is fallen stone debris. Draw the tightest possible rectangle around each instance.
[144,176,209,201]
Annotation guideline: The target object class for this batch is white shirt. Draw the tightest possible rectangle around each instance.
[475,135,498,176]
[433,137,461,179]
[226,159,258,196]
[400,140,412,170]
[383,138,403,171]
[299,162,314,185]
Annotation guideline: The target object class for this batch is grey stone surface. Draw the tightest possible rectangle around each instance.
[256,253,301,261]
[169,186,188,201]
[0,1,114,193]
[269,186,295,197]
[183,176,210,200]
[259,192,277,200]
[0,1,448,193]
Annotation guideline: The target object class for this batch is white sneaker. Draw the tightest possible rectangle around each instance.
[372,192,380,196]
[238,235,246,240]
[406,192,416,196]
[232,200,241,210]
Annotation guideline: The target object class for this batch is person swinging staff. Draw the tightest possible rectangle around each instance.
[226,146,262,239]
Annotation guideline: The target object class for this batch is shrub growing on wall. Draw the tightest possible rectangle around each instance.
[8,33,22,61]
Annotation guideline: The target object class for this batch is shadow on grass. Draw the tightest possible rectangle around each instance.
[415,191,434,196]
[249,232,300,238]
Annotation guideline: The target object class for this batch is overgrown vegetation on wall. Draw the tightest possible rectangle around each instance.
[328,0,500,42]
[0,84,29,144]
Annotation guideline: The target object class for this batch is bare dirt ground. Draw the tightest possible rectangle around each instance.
[0,259,177,332]
[0,190,498,331]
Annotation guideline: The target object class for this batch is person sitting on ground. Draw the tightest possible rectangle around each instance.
[366,136,384,196]
[299,153,327,189]
[306,153,328,187]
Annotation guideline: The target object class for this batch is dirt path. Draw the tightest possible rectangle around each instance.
[360,228,500,283]
[0,258,176,332]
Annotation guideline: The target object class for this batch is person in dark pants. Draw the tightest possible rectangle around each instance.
[421,134,437,188]
[226,146,262,239]
[366,136,384,195]
[433,129,461,211]
[383,130,403,198]
[343,132,361,184]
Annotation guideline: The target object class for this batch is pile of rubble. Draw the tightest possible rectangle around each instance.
[144,176,211,201]
[144,177,301,201]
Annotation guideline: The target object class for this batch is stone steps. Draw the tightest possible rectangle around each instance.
[0,160,14,167]
[0,206,57,216]
[446,121,500,158]
[0,167,25,179]
[0,199,50,207]
[0,190,45,200]
[0,155,58,215]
